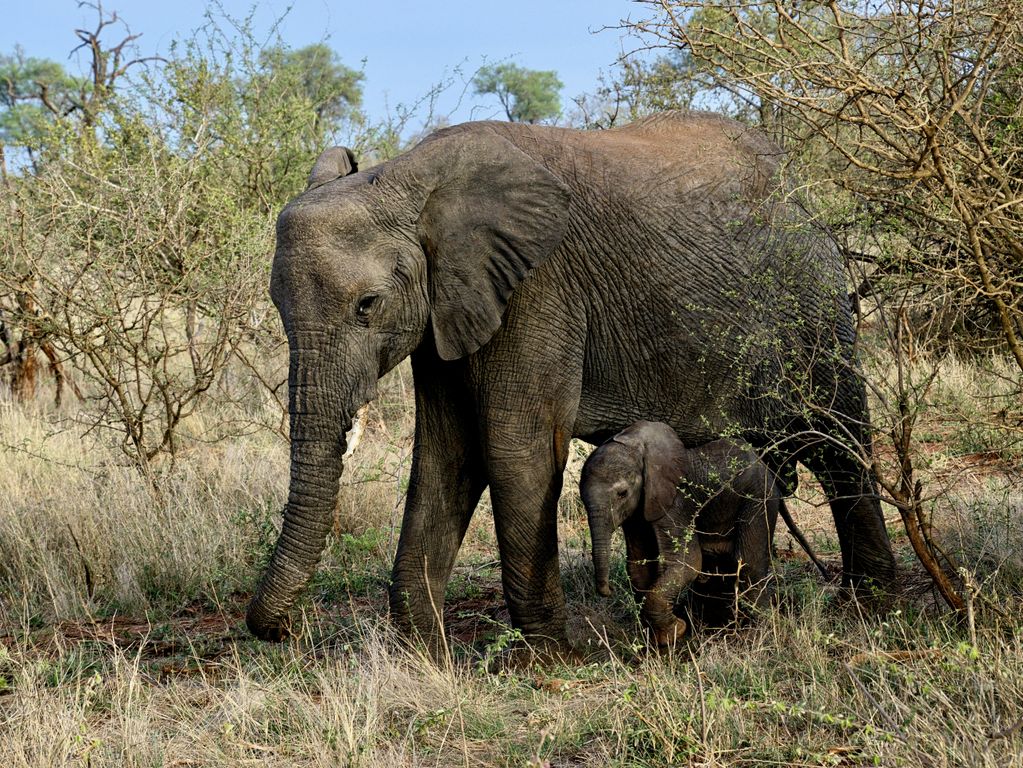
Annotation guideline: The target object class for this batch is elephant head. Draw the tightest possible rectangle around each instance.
[246,127,571,640]
[580,421,690,598]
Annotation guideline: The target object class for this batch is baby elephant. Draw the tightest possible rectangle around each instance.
[581,420,780,648]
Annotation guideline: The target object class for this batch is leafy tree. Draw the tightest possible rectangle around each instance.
[473,63,562,123]
[258,43,364,133]
[0,50,80,167]
[0,7,379,467]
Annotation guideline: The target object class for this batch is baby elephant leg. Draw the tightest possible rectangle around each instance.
[642,543,702,649]
[735,499,777,612]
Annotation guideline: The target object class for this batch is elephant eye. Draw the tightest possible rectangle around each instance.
[355,293,379,319]
[616,487,629,498]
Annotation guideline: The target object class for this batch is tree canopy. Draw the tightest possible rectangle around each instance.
[0,50,82,166]
[473,63,562,123]
[258,43,363,131]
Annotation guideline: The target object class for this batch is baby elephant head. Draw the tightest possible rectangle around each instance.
[581,421,686,597]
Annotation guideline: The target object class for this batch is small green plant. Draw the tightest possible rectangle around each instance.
[477,622,526,673]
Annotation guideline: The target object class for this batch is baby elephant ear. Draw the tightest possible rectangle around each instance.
[639,423,688,523]
[307,146,359,190]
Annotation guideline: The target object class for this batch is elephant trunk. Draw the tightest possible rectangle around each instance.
[246,427,347,640]
[589,512,613,598]
[247,336,361,641]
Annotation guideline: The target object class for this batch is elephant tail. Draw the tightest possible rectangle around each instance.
[778,498,830,579]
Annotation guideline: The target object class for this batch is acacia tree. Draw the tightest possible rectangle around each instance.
[0,8,148,406]
[473,63,563,123]
[631,0,1023,371]
[0,50,82,171]
[260,43,363,133]
[623,0,1023,611]
[0,7,371,468]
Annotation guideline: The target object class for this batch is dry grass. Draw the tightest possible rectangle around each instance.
[2,590,1022,766]
[0,398,284,624]
[2,353,1023,766]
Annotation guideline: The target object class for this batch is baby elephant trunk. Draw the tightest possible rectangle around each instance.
[589,513,613,597]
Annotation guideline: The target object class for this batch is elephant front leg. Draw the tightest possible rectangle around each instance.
[486,428,573,651]
[622,519,659,605]
[389,356,487,658]
[642,539,702,649]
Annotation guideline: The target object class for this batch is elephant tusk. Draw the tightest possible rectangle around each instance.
[342,404,370,460]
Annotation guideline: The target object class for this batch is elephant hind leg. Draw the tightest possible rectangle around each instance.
[797,436,896,588]
[756,367,897,590]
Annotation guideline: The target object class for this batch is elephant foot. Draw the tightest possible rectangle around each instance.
[387,592,452,663]
[389,622,452,666]
[484,635,583,673]
[245,609,293,643]
[837,576,898,612]
[650,618,689,650]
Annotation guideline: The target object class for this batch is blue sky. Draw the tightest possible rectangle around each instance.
[2,1,651,127]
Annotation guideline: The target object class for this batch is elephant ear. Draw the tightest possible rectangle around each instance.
[635,422,688,523]
[307,146,358,190]
[411,129,571,360]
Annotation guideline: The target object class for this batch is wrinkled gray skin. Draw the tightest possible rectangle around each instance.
[246,111,896,651]
[581,421,779,648]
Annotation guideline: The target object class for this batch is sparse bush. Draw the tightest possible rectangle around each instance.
[0,6,387,469]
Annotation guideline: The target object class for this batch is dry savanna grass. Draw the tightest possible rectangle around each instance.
[1,354,1022,766]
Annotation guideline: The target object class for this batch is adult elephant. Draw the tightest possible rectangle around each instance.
[246,111,896,648]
